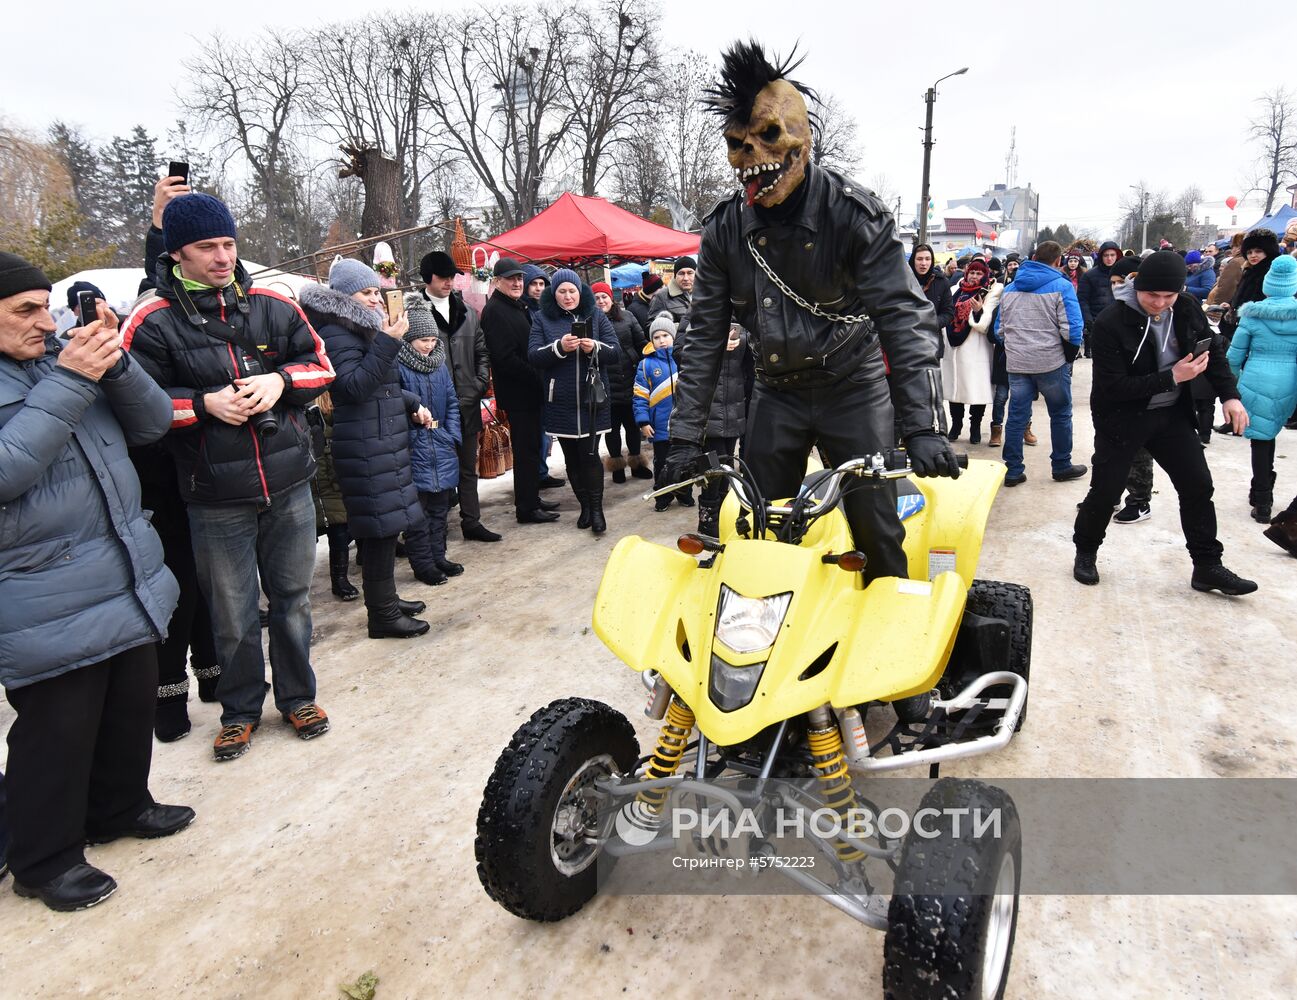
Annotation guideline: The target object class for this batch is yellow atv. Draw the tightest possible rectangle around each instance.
[476,451,1030,1000]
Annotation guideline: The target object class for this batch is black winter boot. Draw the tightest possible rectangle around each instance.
[403,524,447,585]
[589,490,607,535]
[574,486,592,529]
[194,664,221,703]
[154,690,191,743]
[698,507,720,538]
[629,453,654,479]
[1073,550,1100,586]
[327,525,359,601]
[365,575,430,639]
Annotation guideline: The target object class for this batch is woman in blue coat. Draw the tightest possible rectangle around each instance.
[527,269,619,534]
[398,296,464,586]
[299,261,433,639]
[1227,253,1297,522]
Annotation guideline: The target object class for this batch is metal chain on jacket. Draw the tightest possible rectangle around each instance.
[747,237,869,325]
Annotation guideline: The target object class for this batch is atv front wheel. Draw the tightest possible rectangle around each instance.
[945,579,1032,731]
[475,697,639,921]
[883,778,1022,1000]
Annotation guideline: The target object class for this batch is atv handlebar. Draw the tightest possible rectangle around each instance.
[643,451,969,520]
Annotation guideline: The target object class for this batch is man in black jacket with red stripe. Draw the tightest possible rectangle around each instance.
[124,194,337,762]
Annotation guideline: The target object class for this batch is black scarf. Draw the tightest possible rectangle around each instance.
[1233,255,1276,310]
[398,339,445,374]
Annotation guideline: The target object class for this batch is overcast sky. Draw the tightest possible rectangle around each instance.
[3,1,1288,239]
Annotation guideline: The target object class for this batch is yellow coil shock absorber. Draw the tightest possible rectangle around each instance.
[635,698,696,815]
[807,706,865,862]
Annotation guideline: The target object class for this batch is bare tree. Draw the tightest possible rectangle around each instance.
[611,133,667,218]
[558,0,659,196]
[658,53,730,226]
[179,31,315,259]
[868,172,900,216]
[308,17,441,263]
[1243,87,1297,216]
[420,7,575,228]
[1172,185,1202,228]
[811,93,862,176]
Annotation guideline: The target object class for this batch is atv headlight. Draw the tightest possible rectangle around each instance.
[709,653,767,712]
[714,586,792,654]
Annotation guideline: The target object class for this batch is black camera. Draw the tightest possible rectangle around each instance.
[236,351,279,439]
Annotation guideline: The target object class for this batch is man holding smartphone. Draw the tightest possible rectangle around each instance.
[1073,250,1254,594]
[122,193,337,761]
[0,252,193,911]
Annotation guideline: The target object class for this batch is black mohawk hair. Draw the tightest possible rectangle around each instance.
[702,39,818,129]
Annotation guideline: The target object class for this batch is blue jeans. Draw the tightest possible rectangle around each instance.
[1003,365,1074,479]
[188,481,318,725]
[991,383,1009,427]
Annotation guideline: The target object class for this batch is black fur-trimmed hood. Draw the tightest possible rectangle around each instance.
[299,281,384,335]
[539,282,596,321]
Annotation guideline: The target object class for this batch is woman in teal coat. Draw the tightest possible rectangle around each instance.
[1227,253,1297,522]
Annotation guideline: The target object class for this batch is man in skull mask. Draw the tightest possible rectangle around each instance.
[662,41,958,580]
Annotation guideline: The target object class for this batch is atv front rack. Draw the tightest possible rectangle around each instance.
[851,671,1027,774]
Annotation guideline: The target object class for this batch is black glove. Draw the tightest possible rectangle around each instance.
[906,431,962,479]
[659,439,706,486]
[1062,339,1081,363]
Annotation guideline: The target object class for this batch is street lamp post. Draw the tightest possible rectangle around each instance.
[918,67,968,247]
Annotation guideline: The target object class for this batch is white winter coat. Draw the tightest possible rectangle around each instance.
[940,281,1001,406]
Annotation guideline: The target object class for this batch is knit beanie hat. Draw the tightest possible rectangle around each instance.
[0,252,52,300]
[1262,253,1297,299]
[673,256,697,273]
[329,258,382,296]
[649,312,677,337]
[66,279,106,311]
[590,281,613,299]
[1112,256,1141,279]
[1133,250,1187,293]
[1183,250,1203,265]
[551,268,582,292]
[642,272,664,294]
[1242,228,1281,258]
[162,193,237,252]
[403,293,438,342]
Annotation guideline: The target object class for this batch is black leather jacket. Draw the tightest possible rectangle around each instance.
[670,163,944,444]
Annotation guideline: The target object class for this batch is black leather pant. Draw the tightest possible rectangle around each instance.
[743,363,907,582]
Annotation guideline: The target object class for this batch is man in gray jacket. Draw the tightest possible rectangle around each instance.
[0,252,193,912]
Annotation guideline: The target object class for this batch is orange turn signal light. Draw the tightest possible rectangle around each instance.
[678,534,706,556]
[822,550,867,572]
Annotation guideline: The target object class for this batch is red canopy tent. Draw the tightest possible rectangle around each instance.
[472,193,700,267]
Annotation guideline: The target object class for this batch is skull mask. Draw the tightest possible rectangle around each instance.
[725,80,811,208]
[705,41,816,209]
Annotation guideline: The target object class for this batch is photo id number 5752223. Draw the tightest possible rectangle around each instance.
[751,856,816,869]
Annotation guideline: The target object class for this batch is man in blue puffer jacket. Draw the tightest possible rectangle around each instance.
[0,252,192,912]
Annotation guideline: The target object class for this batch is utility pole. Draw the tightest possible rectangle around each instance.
[918,67,969,246]
[1128,184,1150,250]
[894,195,903,234]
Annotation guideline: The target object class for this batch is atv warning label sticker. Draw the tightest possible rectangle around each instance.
[928,547,956,579]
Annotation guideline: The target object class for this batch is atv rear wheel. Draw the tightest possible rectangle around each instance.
[944,579,1032,730]
[475,697,639,921]
[883,778,1022,1000]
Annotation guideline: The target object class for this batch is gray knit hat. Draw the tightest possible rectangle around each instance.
[403,294,438,342]
[328,258,382,296]
[649,311,677,337]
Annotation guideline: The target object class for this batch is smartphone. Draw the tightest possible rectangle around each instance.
[77,289,99,325]
[168,161,190,184]
[1191,336,1213,359]
[384,288,404,324]
[570,319,589,338]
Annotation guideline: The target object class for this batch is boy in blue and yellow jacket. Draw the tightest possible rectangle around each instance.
[634,313,694,510]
